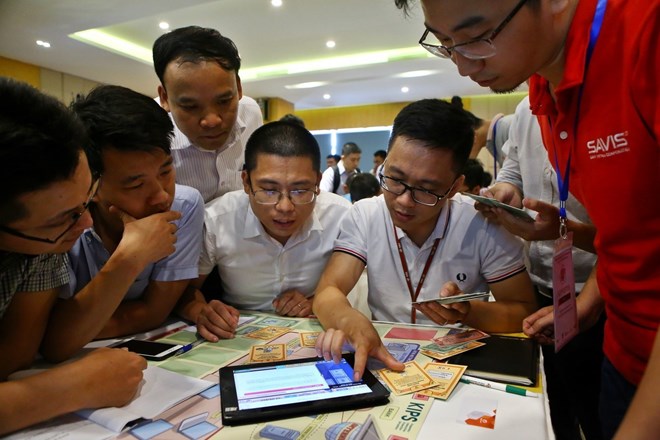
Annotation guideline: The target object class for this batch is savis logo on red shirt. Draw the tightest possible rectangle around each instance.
[586,131,630,159]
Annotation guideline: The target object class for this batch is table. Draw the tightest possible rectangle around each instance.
[10,313,554,440]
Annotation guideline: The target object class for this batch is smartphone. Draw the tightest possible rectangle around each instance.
[412,291,491,306]
[113,339,182,361]
[462,193,535,223]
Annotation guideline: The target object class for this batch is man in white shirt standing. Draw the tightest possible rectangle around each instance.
[179,121,351,341]
[319,142,362,196]
[153,26,263,203]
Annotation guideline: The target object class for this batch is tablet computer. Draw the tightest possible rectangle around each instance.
[219,353,390,426]
[462,193,535,223]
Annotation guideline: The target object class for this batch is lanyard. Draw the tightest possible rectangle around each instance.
[492,118,499,179]
[552,0,608,238]
[394,225,440,324]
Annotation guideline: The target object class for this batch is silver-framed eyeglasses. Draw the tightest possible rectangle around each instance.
[419,0,528,60]
[249,186,318,205]
[379,173,456,207]
[0,178,99,244]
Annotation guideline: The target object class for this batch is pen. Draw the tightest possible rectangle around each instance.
[177,337,206,355]
[460,375,539,398]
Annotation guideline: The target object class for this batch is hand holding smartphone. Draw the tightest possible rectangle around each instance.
[463,193,535,223]
[412,291,490,306]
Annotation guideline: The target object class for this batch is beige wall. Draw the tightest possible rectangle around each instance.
[1,56,101,103]
[292,92,527,131]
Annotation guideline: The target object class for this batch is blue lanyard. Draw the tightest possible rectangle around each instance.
[492,118,499,179]
[552,0,608,233]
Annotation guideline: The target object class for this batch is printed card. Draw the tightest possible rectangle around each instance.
[299,332,320,348]
[421,340,485,361]
[244,326,291,340]
[249,344,286,363]
[378,361,438,396]
[417,363,467,400]
[432,328,489,347]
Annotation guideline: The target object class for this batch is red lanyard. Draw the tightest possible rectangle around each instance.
[394,224,440,324]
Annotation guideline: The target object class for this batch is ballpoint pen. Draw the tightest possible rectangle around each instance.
[177,337,206,355]
[460,375,539,398]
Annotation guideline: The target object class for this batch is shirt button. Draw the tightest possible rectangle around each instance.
[559,131,568,140]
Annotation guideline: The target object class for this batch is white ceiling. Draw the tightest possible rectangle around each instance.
[0,0,521,110]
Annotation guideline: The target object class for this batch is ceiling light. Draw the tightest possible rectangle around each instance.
[159,22,170,30]
[323,94,331,100]
[271,0,283,7]
[394,69,439,78]
[36,40,51,48]
[326,40,336,49]
[401,86,409,93]
[285,81,328,89]
[70,29,153,64]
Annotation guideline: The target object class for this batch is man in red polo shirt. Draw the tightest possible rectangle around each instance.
[392,1,659,439]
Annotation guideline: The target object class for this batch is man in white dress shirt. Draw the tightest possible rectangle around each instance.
[178,121,351,341]
[319,142,362,195]
[153,26,263,202]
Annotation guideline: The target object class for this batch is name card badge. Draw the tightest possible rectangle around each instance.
[552,231,578,351]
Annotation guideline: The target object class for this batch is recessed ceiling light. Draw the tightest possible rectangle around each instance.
[401,86,409,93]
[394,69,439,78]
[159,22,170,30]
[285,81,328,90]
[323,94,331,100]
[36,40,51,48]
[271,0,283,7]
[326,40,336,49]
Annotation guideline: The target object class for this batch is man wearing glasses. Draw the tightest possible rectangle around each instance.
[179,121,350,341]
[0,78,147,434]
[395,1,658,438]
[313,99,537,378]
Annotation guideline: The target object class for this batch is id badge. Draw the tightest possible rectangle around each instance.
[552,231,578,351]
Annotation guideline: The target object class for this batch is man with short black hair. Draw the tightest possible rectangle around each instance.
[314,99,537,379]
[320,142,362,195]
[43,85,204,359]
[153,25,263,202]
[179,121,351,341]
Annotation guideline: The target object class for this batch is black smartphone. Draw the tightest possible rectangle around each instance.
[113,339,182,361]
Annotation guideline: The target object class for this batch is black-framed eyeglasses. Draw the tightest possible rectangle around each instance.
[379,173,456,207]
[249,185,318,205]
[0,178,99,244]
[419,0,528,60]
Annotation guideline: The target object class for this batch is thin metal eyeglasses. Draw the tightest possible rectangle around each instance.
[249,186,318,205]
[0,178,99,244]
[379,173,456,207]
[419,0,528,60]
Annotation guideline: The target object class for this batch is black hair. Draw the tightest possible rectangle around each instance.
[279,113,305,128]
[389,99,474,174]
[0,78,85,224]
[348,173,381,203]
[71,85,174,177]
[462,159,493,191]
[245,121,321,173]
[333,154,341,163]
[451,96,484,130]
[374,149,387,160]
[341,142,361,156]
[153,26,241,86]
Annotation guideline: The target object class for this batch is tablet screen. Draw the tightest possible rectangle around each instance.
[235,357,371,410]
[220,354,390,425]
